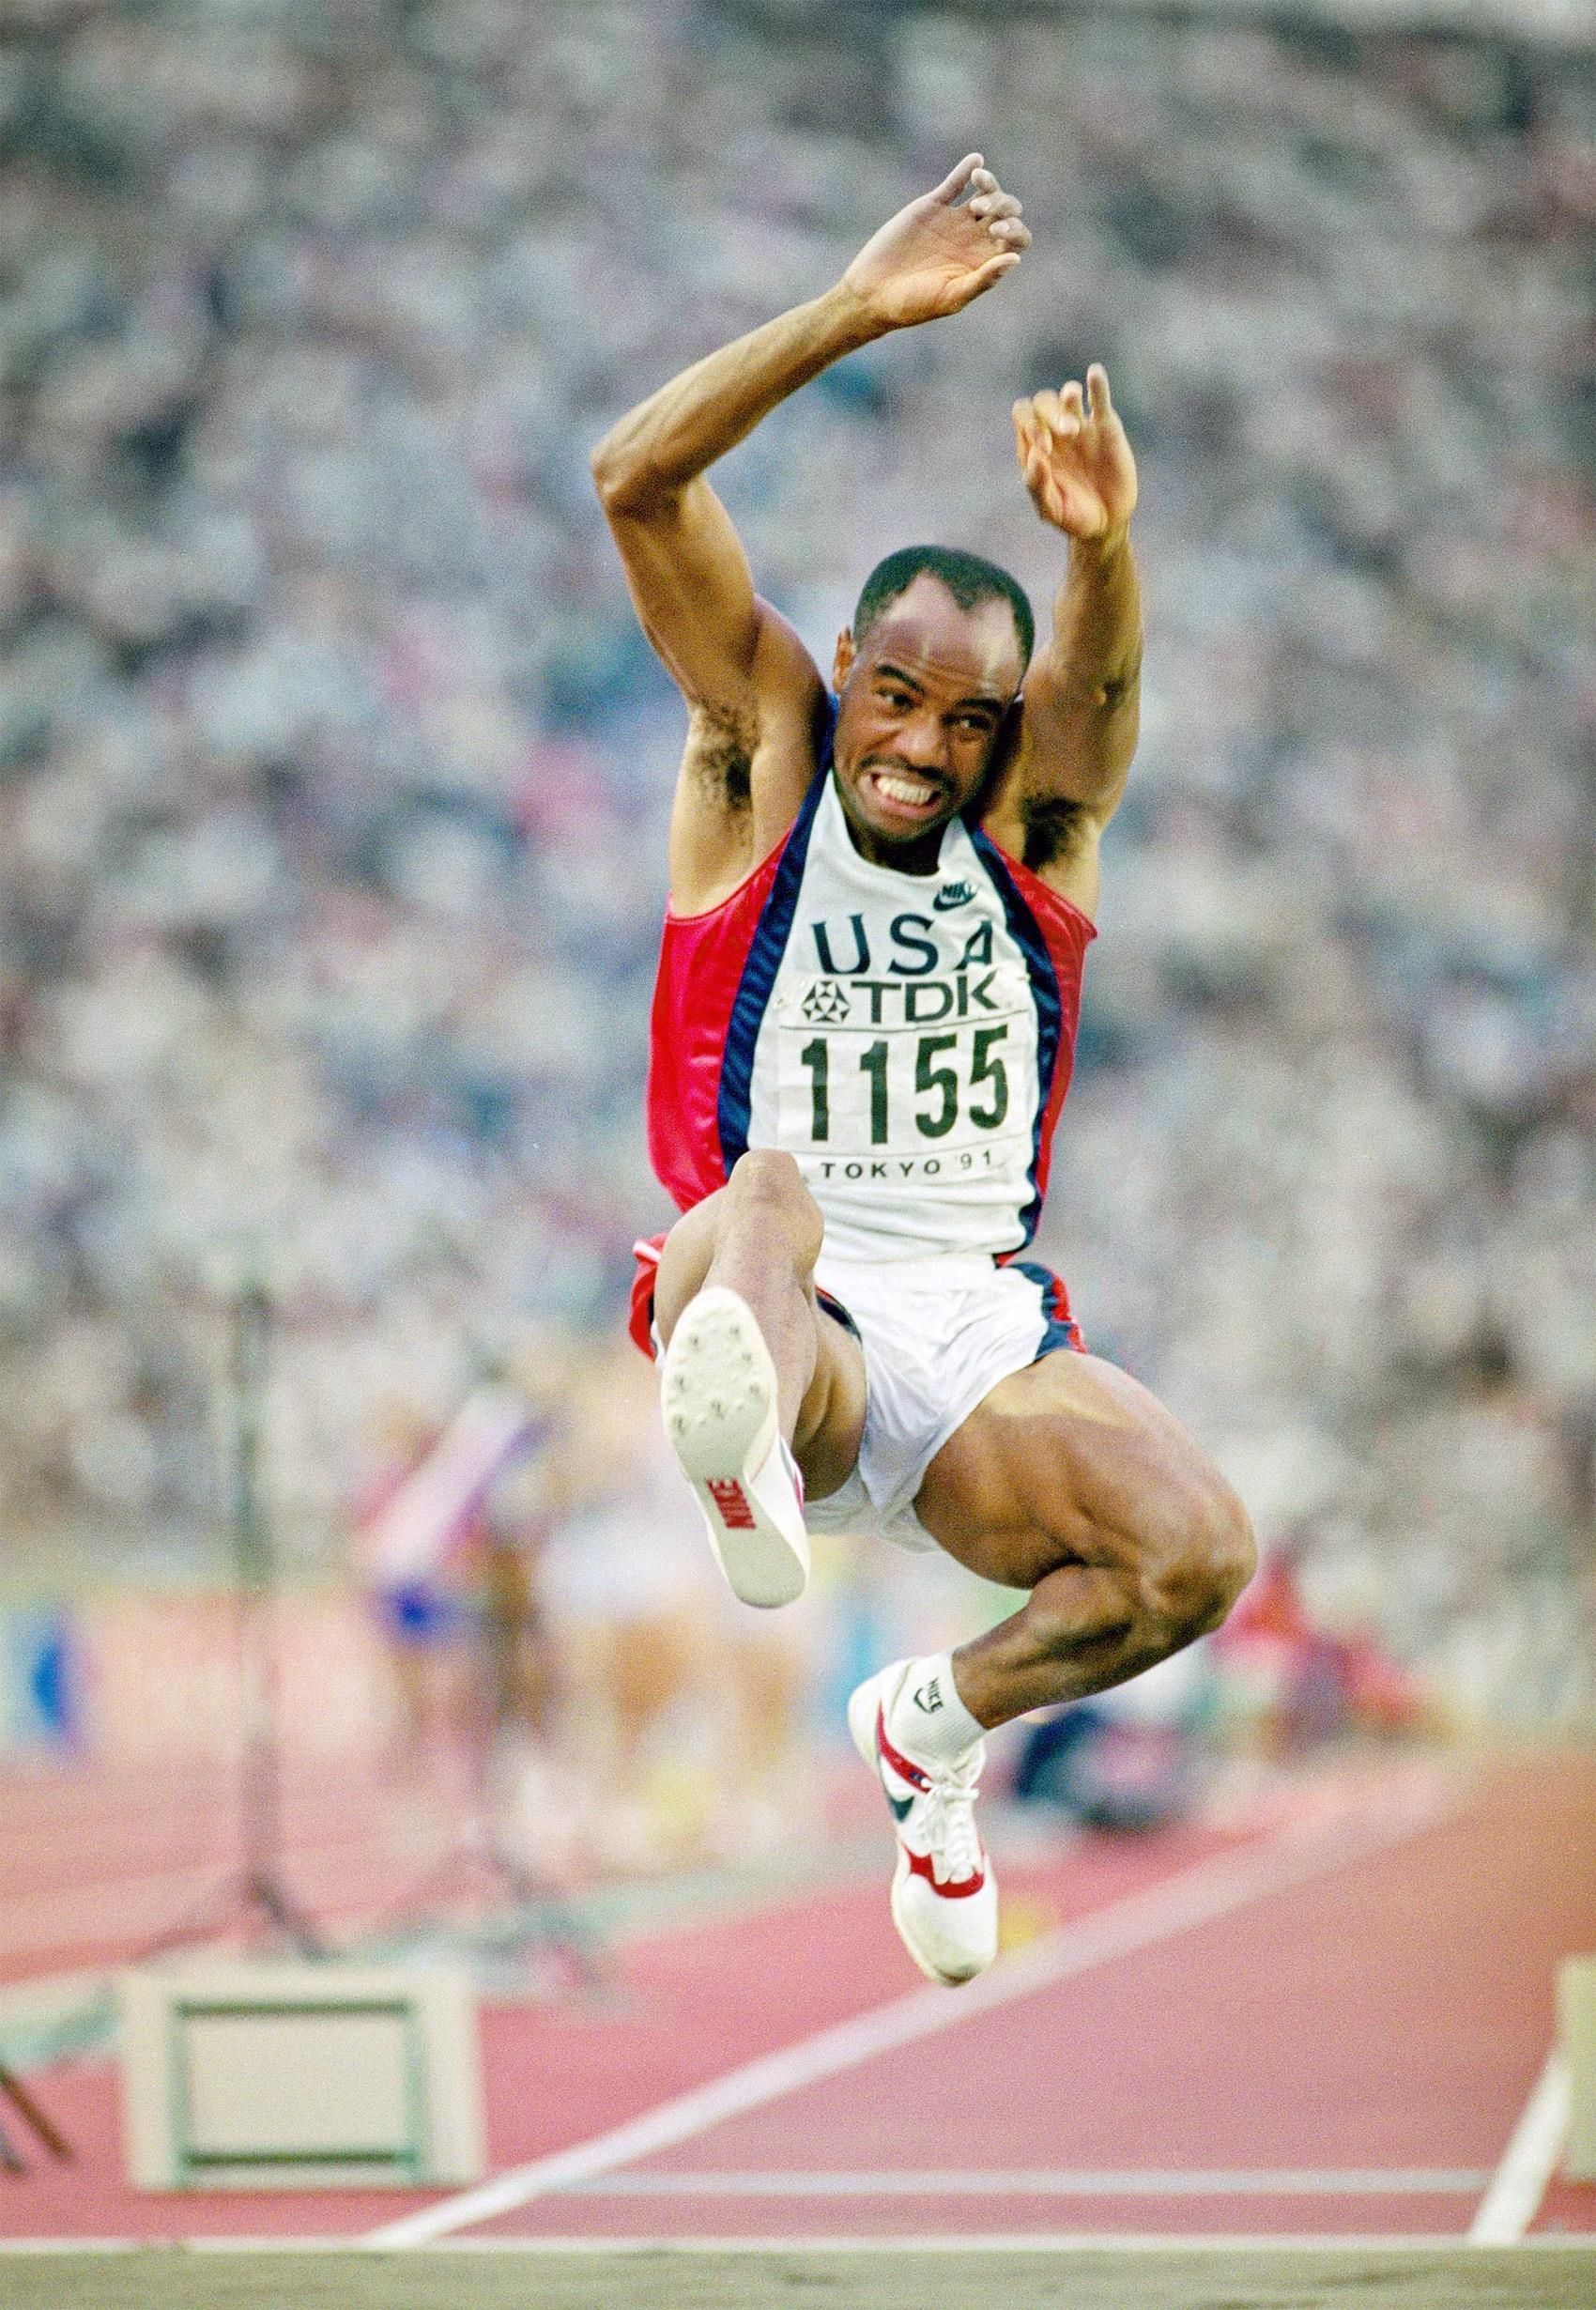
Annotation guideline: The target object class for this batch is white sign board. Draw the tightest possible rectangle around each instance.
[118,1962,484,2190]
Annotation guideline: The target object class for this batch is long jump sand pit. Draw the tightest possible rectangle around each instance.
[3,2245,1594,2310]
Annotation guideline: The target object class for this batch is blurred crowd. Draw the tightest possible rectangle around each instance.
[347,1338,830,1876]
[0,0,1591,1723]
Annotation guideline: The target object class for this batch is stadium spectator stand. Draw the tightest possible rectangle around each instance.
[0,0,1589,1724]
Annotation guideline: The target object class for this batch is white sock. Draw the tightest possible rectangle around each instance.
[888,1653,985,1770]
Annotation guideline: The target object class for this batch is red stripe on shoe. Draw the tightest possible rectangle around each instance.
[875,1706,932,1794]
[904,1845,987,1898]
[781,1440,806,1512]
[705,1478,758,1531]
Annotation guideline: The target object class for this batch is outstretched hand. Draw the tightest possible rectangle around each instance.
[841,154,1030,331]
[1014,367,1138,547]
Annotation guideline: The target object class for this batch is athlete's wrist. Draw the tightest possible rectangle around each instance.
[1068,521,1134,567]
[825,274,904,347]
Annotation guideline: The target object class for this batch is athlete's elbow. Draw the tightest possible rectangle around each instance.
[590,435,671,521]
[1105,633,1144,700]
[589,437,637,514]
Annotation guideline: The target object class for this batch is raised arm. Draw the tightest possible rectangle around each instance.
[997,366,1143,915]
[588,285,875,737]
[590,156,1031,877]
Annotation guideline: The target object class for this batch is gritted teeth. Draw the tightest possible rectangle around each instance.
[872,770,942,808]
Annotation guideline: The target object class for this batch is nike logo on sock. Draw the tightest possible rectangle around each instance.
[913,1679,943,1713]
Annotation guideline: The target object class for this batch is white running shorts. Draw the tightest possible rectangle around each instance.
[805,1249,1084,1553]
[630,1236,1084,1557]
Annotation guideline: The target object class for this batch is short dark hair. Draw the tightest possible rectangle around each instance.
[852,545,1035,672]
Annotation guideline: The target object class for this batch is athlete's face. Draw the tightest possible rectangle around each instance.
[831,577,1024,872]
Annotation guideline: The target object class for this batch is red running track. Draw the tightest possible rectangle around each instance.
[2,1748,1593,2245]
[0,1748,496,1985]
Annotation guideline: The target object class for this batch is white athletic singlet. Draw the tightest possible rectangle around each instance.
[646,736,1096,1264]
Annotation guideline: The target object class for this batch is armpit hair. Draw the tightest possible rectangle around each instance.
[1021,792,1089,873]
[684,705,755,812]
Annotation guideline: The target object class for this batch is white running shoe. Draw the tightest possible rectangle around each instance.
[660,1286,809,1609]
[848,1660,998,1986]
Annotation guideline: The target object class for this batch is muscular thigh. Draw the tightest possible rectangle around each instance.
[914,1349,1227,1590]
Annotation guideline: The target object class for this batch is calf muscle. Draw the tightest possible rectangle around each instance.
[915,1351,1254,1729]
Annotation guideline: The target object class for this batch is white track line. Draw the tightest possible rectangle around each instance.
[1468,2049,1569,2243]
[368,1761,1466,2247]
[552,2166,1491,2197]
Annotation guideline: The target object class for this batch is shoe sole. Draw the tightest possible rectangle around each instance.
[662,1287,808,1609]
[848,1670,990,1989]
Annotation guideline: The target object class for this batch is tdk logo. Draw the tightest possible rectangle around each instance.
[934,881,975,912]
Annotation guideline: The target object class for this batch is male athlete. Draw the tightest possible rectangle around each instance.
[592,155,1254,1985]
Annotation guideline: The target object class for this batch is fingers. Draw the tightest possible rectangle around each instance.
[942,156,1030,237]
[1019,442,1067,528]
[1016,367,1115,439]
[971,208,1030,252]
[1013,408,1053,499]
[966,174,1030,254]
[1011,405,1057,504]
[931,152,984,203]
[955,250,1021,305]
[1012,393,1108,532]
[1027,386,1082,442]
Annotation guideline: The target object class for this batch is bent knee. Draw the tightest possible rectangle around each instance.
[729,1147,808,1202]
[727,1148,822,1251]
[1141,1474,1255,1647]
